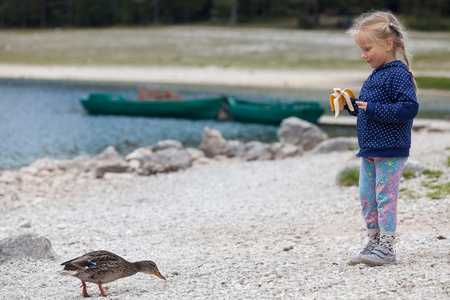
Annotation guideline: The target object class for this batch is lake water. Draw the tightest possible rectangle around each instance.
[1,79,448,170]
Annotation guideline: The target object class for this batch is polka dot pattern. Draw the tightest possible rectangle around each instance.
[347,60,419,157]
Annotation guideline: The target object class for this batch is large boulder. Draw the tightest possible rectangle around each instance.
[126,140,192,175]
[277,117,328,150]
[243,141,272,161]
[312,137,359,154]
[199,127,227,158]
[223,140,246,158]
[152,139,183,152]
[95,145,122,160]
[271,142,303,159]
[94,146,132,178]
[0,234,58,263]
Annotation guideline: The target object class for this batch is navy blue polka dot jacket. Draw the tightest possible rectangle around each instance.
[346,60,419,157]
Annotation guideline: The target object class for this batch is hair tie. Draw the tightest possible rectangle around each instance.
[390,22,393,27]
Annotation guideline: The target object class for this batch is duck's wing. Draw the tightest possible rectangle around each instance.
[61,251,123,270]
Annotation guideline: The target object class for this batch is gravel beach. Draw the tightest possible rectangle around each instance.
[0,129,449,299]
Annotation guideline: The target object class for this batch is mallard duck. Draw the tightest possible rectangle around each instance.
[60,250,165,297]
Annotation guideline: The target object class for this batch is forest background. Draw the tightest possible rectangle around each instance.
[1,0,449,30]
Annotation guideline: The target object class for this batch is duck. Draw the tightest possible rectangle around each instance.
[60,250,165,297]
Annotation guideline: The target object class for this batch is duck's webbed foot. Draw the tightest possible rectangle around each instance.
[98,283,111,297]
[81,281,91,297]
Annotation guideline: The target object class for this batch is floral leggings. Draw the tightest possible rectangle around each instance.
[359,157,407,232]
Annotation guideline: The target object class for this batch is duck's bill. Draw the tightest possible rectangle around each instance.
[156,271,166,280]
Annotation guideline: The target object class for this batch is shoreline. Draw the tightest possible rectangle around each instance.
[0,64,367,91]
[2,64,450,97]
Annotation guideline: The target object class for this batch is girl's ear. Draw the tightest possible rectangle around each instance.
[385,38,394,52]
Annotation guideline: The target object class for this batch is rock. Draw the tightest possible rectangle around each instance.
[56,156,95,173]
[271,142,303,159]
[152,139,183,152]
[95,146,122,160]
[94,160,133,178]
[125,147,153,161]
[138,148,192,175]
[19,220,31,228]
[223,140,246,158]
[0,234,58,263]
[404,159,425,172]
[243,141,272,161]
[28,157,58,172]
[312,137,359,154]
[186,147,205,161]
[199,127,227,158]
[125,140,192,175]
[277,117,328,150]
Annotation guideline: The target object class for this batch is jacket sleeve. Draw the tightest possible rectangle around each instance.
[365,74,418,123]
[345,97,359,117]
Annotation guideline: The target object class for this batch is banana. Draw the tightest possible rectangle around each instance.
[329,88,355,118]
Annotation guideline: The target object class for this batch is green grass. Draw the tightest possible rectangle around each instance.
[415,76,450,90]
[402,169,417,180]
[0,27,449,78]
[426,182,450,200]
[422,169,443,179]
[399,188,419,200]
[338,167,359,186]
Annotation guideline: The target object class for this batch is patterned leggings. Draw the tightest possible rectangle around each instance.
[359,157,407,232]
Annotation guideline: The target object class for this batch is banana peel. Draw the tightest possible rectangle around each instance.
[330,88,355,118]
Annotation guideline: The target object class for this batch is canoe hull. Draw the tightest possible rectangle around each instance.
[226,97,324,124]
[80,94,226,119]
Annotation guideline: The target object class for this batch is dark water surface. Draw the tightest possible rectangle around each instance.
[1,79,448,170]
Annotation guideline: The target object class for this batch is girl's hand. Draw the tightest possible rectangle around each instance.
[355,101,367,111]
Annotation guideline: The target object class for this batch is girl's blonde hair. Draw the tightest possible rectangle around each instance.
[347,11,417,92]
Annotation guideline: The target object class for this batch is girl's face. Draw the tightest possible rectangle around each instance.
[354,32,396,69]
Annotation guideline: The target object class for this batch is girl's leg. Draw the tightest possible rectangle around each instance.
[359,157,378,229]
[374,157,408,232]
[361,157,407,266]
[349,158,379,264]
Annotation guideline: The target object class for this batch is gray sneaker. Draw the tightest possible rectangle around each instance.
[349,241,378,265]
[360,245,397,266]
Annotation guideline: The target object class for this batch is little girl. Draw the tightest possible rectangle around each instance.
[344,11,419,266]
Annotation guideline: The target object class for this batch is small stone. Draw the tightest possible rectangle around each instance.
[19,220,31,228]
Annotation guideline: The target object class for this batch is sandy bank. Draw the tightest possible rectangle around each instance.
[0,64,369,91]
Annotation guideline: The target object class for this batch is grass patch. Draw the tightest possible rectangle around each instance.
[422,169,443,179]
[0,27,449,75]
[402,169,417,180]
[447,156,450,168]
[426,182,450,200]
[399,188,419,200]
[415,76,450,90]
[338,167,359,186]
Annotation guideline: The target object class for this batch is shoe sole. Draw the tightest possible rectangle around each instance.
[360,256,397,266]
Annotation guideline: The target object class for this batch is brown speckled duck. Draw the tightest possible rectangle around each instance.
[60,250,165,297]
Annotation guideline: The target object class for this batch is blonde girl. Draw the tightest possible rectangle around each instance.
[345,11,419,266]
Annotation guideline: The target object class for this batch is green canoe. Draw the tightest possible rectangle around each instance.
[226,96,324,124]
[80,93,226,119]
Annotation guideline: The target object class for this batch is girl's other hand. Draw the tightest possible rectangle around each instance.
[356,101,367,111]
